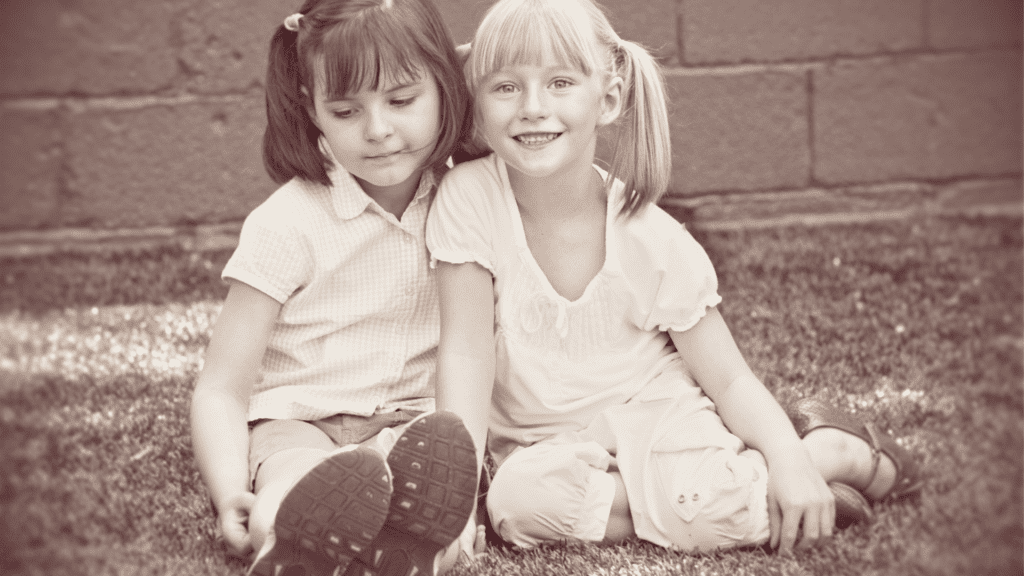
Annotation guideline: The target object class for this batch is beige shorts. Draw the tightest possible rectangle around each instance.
[248,410,422,490]
[486,364,770,552]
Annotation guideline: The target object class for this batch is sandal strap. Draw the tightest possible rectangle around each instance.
[861,423,883,493]
[789,397,922,501]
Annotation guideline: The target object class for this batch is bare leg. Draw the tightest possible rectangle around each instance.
[249,447,333,554]
[802,428,897,499]
[603,471,635,543]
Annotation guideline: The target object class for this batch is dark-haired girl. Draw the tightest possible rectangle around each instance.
[191,1,478,574]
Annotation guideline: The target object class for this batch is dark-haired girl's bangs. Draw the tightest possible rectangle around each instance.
[319,11,424,98]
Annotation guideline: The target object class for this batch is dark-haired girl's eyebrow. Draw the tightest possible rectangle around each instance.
[382,76,425,93]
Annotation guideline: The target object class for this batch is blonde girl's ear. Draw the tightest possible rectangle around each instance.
[599,75,624,127]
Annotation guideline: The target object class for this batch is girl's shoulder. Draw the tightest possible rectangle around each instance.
[245,177,331,229]
[436,154,506,211]
[442,153,503,190]
[614,197,708,262]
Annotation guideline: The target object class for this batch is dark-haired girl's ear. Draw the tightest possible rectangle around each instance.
[301,85,321,130]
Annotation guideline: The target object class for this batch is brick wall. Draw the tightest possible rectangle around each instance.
[1,0,1021,249]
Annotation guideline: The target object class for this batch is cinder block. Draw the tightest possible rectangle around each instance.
[601,0,680,62]
[682,0,925,64]
[0,0,178,96]
[0,107,62,230]
[437,0,679,61]
[664,68,810,194]
[928,0,1023,49]
[177,0,300,94]
[63,98,275,228]
[814,50,1023,184]
[436,0,493,44]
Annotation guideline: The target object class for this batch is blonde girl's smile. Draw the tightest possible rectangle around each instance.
[476,61,620,181]
[513,132,562,146]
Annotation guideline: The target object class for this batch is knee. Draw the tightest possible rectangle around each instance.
[486,462,548,542]
[487,449,615,547]
[649,448,770,551]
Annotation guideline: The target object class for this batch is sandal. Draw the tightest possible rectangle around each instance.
[830,482,873,528]
[789,397,923,502]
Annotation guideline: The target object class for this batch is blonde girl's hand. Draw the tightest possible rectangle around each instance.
[766,450,835,554]
[218,491,256,560]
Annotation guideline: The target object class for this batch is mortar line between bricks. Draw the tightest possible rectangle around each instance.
[806,68,817,187]
[663,45,1022,75]
[2,196,1020,258]
[1,93,255,112]
[675,0,686,66]
[667,174,1024,201]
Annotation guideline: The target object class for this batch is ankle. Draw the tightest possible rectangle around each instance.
[804,427,870,483]
[804,427,897,498]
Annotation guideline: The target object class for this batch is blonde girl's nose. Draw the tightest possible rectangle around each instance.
[519,84,549,120]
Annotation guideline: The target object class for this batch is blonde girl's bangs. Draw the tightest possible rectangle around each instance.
[469,0,605,91]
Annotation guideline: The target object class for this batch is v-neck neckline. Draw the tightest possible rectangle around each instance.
[497,157,617,305]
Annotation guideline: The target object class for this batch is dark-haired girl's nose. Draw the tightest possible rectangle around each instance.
[364,109,394,141]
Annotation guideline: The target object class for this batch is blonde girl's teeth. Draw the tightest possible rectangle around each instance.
[516,134,557,144]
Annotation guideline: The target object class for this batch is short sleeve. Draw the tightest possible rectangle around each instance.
[620,206,722,333]
[426,159,499,275]
[222,194,313,304]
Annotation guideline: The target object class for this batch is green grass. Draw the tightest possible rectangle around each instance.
[1,215,1021,576]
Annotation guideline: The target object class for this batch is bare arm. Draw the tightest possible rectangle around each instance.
[436,261,496,471]
[668,307,833,553]
[190,280,281,557]
[668,308,801,457]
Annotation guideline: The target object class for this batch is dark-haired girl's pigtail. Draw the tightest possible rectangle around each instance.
[262,22,331,186]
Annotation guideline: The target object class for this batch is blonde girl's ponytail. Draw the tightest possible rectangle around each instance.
[608,38,671,216]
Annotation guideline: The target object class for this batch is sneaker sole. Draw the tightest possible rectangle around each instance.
[349,411,477,576]
[250,447,392,576]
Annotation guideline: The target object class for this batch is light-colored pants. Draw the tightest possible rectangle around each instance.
[248,410,422,490]
[487,367,770,552]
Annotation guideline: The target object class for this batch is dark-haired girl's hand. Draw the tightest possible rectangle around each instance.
[218,491,256,560]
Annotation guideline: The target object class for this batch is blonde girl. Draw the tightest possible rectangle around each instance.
[427,0,920,555]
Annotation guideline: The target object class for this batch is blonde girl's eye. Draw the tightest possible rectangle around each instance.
[551,78,574,90]
[494,83,517,94]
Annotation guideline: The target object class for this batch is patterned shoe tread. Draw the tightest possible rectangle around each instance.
[352,411,477,576]
[250,448,392,576]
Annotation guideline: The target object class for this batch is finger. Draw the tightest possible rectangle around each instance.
[768,495,781,549]
[474,524,487,555]
[778,509,801,555]
[822,494,835,539]
[799,506,821,549]
[224,519,253,557]
[237,491,256,515]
